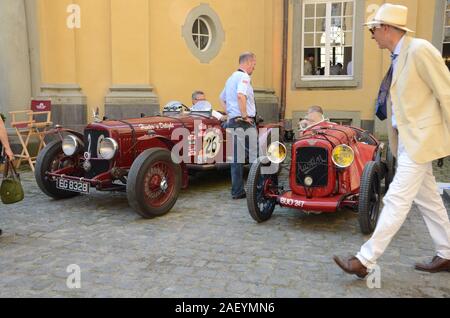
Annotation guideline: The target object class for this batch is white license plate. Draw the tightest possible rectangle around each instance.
[56,178,90,194]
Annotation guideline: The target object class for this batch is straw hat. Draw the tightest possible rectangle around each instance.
[364,3,414,33]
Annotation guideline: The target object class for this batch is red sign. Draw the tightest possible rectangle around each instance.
[31,99,51,112]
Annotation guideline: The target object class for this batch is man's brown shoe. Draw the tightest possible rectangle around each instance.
[415,256,450,273]
[333,256,369,278]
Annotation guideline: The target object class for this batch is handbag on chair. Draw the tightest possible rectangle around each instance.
[1,159,24,204]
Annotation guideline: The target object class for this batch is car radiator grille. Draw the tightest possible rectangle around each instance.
[296,147,329,187]
[84,129,111,179]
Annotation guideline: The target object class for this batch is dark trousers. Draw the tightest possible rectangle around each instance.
[227,118,257,197]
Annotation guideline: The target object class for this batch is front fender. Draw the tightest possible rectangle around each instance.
[45,126,84,141]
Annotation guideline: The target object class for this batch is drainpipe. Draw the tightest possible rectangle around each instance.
[279,0,289,121]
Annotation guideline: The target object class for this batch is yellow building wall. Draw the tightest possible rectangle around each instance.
[38,0,278,116]
[37,0,439,122]
[147,0,275,109]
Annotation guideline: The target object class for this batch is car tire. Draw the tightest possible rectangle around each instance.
[35,140,80,199]
[247,158,279,223]
[358,161,382,235]
[127,148,181,218]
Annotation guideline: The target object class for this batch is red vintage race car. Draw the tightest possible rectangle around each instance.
[35,101,283,218]
[246,120,395,234]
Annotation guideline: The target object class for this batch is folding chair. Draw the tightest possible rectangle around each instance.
[9,99,52,171]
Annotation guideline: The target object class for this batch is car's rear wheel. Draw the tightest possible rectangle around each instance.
[358,161,382,234]
[35,140,80,199]
[247,158,279,223]
[127,148,181,218]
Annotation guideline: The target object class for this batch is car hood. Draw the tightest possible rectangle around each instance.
[84,115,213,135]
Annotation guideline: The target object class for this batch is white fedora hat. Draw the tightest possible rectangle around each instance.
[364,3,414,33]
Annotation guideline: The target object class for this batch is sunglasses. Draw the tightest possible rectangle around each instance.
[369,24,383,35]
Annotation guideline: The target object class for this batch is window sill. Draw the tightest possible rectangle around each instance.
[294,78,360,89]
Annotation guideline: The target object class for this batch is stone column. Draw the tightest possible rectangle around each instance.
[37,0,87,131]
[105,0,159,119]
[0,0,32,124]
[255,88,279,124]
[40,84,87,132]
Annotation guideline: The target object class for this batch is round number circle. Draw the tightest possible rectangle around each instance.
[203,130,221,159]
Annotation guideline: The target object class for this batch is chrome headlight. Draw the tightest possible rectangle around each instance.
[62,135,81,156]
[332,144,354,168]
[98,138,118,160]
[267,142,287,164]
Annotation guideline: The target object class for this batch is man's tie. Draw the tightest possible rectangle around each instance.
[375,53,399,121]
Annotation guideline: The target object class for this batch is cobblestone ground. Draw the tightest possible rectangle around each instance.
[0,167,449,298]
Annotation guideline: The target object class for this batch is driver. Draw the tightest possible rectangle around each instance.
[190,91,227,123]
[191,91,208,110]
[298,105,325,130]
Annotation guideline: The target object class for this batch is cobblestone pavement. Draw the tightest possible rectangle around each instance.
[0,168,449,298]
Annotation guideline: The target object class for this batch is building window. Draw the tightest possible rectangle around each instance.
[182,4,225,64]
[192,17,212,52]
[443,0,450,70]
[302,0,354,78]
[292,0,365,88]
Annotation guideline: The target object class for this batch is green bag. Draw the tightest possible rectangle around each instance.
[1,160,24,204]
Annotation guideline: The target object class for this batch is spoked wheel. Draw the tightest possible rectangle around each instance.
[247,158,279,223]
[358,161,382,234]
[127,148,181,218]
[384,145,396,194]
[35,140,81,199]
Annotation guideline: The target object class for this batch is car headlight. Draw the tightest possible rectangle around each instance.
[99,138,118,160]
[267,142,287,164]
[62,135,81,156]
[332,144,354,168]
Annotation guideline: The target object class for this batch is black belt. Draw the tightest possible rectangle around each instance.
[230,116,256,121]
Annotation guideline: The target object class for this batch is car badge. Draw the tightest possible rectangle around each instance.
[308,140,317,146]
[84,152,91,160]
[83,160,92,172]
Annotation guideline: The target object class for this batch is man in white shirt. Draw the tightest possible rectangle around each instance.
[219,52,257,199]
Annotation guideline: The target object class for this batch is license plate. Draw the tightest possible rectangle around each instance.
[56,178,90,194]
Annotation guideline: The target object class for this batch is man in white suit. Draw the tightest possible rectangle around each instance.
[334,3,450,277]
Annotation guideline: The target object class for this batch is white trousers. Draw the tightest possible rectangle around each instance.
[356,139,450,268]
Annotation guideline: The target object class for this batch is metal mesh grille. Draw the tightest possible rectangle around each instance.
[296,147,328,187]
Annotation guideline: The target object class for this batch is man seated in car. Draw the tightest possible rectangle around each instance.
[191,90,209,110]
[298,105,326,131]
[190,90,227,123]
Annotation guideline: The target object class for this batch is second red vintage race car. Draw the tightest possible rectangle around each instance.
[246,120,395,234]
[35,101,284,218]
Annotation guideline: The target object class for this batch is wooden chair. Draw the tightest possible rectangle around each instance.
[9,100,52,171]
